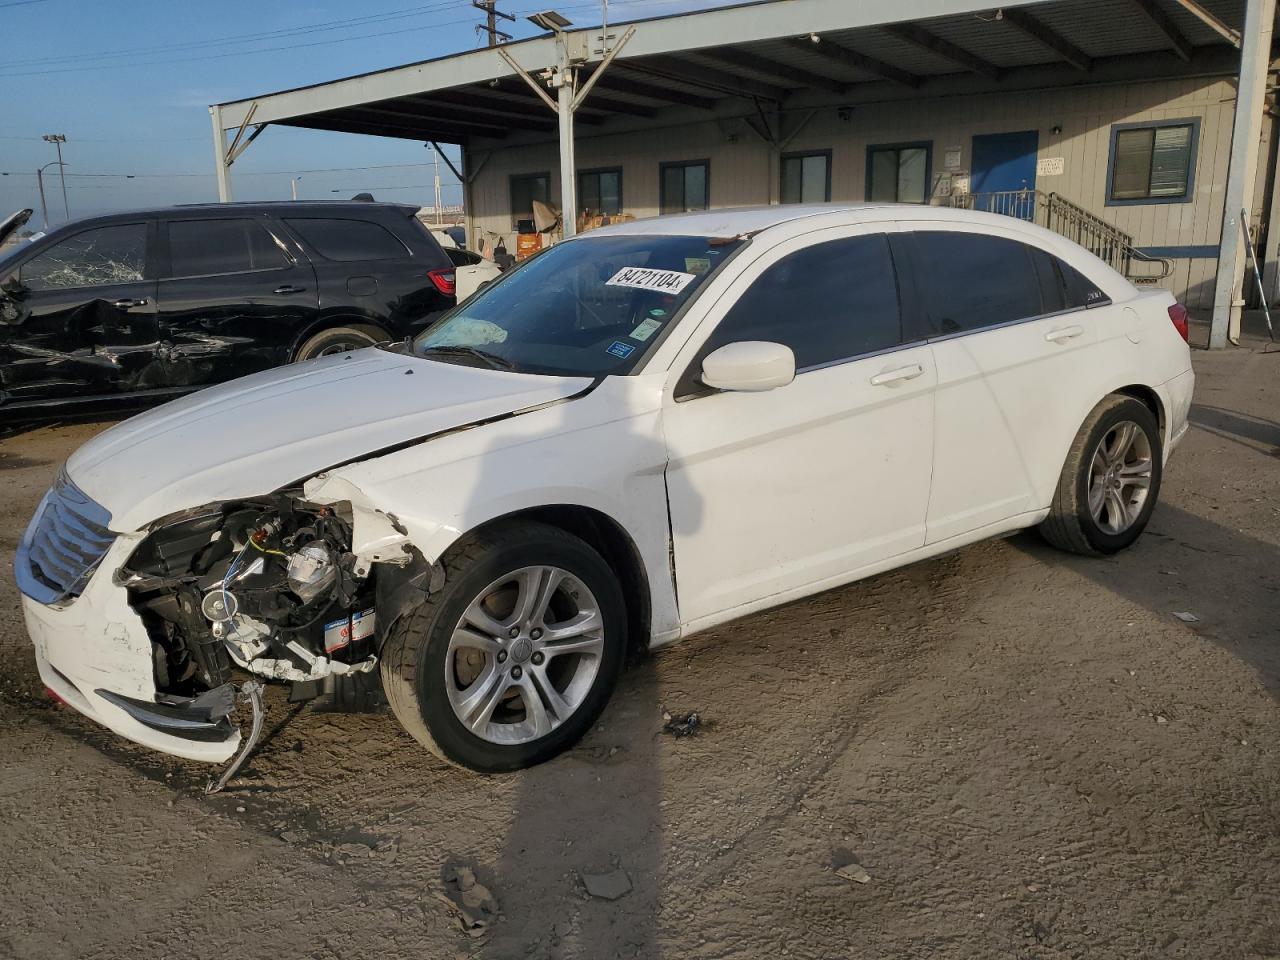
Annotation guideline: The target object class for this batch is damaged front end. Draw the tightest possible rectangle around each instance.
[118,495,389,698]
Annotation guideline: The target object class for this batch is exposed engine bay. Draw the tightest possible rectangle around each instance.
[117,496,381,698]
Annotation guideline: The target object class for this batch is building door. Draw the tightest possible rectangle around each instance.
[971,131,1039,220]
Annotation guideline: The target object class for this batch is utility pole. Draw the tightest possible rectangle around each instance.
[473,0,514,46]
[427,144,444,223]
[42,134,68,221]
[291,176,302,201]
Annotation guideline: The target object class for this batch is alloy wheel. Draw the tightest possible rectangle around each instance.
[444,565,604,745]
[1088,420,1153,535]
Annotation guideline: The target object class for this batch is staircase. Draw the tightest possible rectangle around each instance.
[947,189,1173,284]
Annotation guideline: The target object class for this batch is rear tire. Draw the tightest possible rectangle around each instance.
[294,323,388,361]
[380,521,627,772]
[1040,394,1162,556]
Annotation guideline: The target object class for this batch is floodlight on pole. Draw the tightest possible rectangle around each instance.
[527,9,572,31]
[42,134,69,221]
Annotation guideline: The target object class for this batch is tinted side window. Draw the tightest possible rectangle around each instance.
[1031,249,1070,313]
[21,223,147,290]
[703,234,901,370]
[447,248,484,267]
[286,218,408,261]
[168,219,286,277]
[1063,263,1109,308]
[914,231,1043,334]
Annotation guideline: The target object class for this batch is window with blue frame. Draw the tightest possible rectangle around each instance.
[1107,119,1199,205]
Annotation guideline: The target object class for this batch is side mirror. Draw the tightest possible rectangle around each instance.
[0,274,26,300]
[701,341,795,393]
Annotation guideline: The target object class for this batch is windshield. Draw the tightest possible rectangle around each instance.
[412,233,743,376]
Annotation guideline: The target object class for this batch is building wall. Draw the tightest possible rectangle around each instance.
[469,75,1269,311]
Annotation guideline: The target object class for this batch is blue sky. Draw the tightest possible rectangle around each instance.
[0,0,737,225]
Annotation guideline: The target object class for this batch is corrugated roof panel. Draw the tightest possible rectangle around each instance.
[744,34,959,82]
[1160,0,1245,45]
[920,12,1067,68]
[1027,0,1178,58]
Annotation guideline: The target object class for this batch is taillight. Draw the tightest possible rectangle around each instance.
[1168,302,1190,342]
[428,268,456,297]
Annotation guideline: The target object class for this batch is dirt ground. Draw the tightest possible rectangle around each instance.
[1,332,1278,960]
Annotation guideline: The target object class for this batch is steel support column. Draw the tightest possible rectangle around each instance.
[210,105,233,202]
[556,46,578,238]
[1210,0,1274,347]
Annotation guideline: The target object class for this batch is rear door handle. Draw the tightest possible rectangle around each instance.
[274,285,306,295]
[111,297,148,309]
[1045,324,1084,343]
[870,363,925,387]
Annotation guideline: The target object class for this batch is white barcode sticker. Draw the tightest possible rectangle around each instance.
[606,267,696,294]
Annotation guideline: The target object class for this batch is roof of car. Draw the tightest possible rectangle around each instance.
[585,203,1040,239]
[44,200,421,229]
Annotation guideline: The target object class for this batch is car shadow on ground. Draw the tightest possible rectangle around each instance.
[1011,500,1280,703]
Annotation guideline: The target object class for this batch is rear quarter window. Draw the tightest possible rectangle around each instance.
[285,217,409,261]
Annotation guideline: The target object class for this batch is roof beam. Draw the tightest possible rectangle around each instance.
[488,82,658,118]
[333,105,511,138]
[410,91,599,126]
[628,54,790,102]
[286,115,503,143]
[1168,0,1241,45]
[375,99,555,133]
[1129,0,1195,61]
[785,36,921,88]
[428,88,605,125]
[1000,8,1094,72]
[698,46,849,94]
[882,23,1003,81]
[587,66,720,109]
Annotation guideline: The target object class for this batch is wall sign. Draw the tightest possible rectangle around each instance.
[1037,157,1066,177]
[944,146,963,171]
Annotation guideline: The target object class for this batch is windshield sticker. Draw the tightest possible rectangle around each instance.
[606,266,696,294]
[629,317,662,342]
[606,340,635,359]
[684,256,711,275]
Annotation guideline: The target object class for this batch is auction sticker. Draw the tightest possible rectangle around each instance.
[629,317,662,341]
[606,340,635,359]
[606,266,696,294]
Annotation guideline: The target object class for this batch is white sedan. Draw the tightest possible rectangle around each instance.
[16,204,1194,774]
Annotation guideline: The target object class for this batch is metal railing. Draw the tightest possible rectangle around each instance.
[946,189,1173,283]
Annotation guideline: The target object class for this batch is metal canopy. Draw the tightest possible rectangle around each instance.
[213,0,1248,149]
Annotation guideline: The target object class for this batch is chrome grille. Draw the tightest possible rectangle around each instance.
[16,469,115,605]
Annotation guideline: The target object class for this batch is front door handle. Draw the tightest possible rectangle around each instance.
[1045,324,1084,343]
[870,363,925,387]
[274,284,306,295]
[111,297,148,309]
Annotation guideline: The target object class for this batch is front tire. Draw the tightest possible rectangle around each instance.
[1040,394,1162,556]
[380,521,627,772]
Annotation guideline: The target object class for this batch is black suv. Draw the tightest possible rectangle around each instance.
[0,201,456,421]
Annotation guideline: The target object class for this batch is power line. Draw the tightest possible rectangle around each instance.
[0,0,673,77]
[3,0,470,69]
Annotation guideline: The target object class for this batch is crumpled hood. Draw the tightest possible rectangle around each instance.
[67,347,590,532]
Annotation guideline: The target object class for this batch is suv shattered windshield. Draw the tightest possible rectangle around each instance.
[413,234,743,376]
